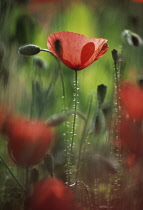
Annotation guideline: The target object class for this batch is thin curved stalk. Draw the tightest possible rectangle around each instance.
[75,95,93,182]
[0,155,26,192]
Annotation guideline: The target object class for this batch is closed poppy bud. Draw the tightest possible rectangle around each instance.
[47,31,108,70]
[30,168,39,184]
[120,81,143,120]
[18,44,41,56]
[122,30,143,47]
[30,178,74,210]
[97,84,107,108]
[4,116,54,167]
[111,49,118,63]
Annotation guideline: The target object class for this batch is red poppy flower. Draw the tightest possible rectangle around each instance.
[30,178,73,210]
[120,81,143,121]
[4,116,54,167]
[47,31,108,70]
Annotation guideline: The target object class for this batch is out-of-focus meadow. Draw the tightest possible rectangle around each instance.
[1,0,143,209]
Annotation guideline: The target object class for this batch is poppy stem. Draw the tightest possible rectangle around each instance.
[70,70,78,163]
[0,155,27,192]
[111,50,123,205]
[75,95,93,182]
[76,181,93,210]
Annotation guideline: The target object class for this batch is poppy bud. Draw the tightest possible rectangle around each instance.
[47,113,69,126]
[44,154,54,177]
[47,111,86,126]
[122,30,143,47]
[111,49,118,63]
[18,44,41,56]
[97,84,107,108]
[30,168,39,184]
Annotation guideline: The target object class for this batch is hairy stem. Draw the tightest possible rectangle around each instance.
[0,155,26,192]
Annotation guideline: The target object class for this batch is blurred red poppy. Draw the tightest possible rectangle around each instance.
[30,178,73,210]
[118,116,143,154]
[47,31,108,70]
[4,116,54,167]
[120,81,143,121]
[132,0,143,2]
[116,114,143,167]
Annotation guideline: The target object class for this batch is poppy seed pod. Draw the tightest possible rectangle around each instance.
[18,44,41,56]
[4,116,54,167]
[47,31,108,70]
[30,178,74,210]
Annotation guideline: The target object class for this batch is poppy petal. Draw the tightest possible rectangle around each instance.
[47,31,108,70]
[80,42,95,66]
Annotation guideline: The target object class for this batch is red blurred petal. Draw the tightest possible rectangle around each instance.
[118,115,143,156]
[30,178,73,210]
[5,116,54,167]
[126,153,137,168]
[120,82,143,120]
[132,0,143,2]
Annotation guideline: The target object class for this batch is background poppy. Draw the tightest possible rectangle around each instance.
[4,116,54,167]
[30,178,73,210]
[120,81,143,121]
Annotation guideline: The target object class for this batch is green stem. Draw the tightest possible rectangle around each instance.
[25,167,29,191]
[76,181,93,210]
[0,155,26,192]
[75,95,93,182]
[70,70,78,156]
[30,80,35,118]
